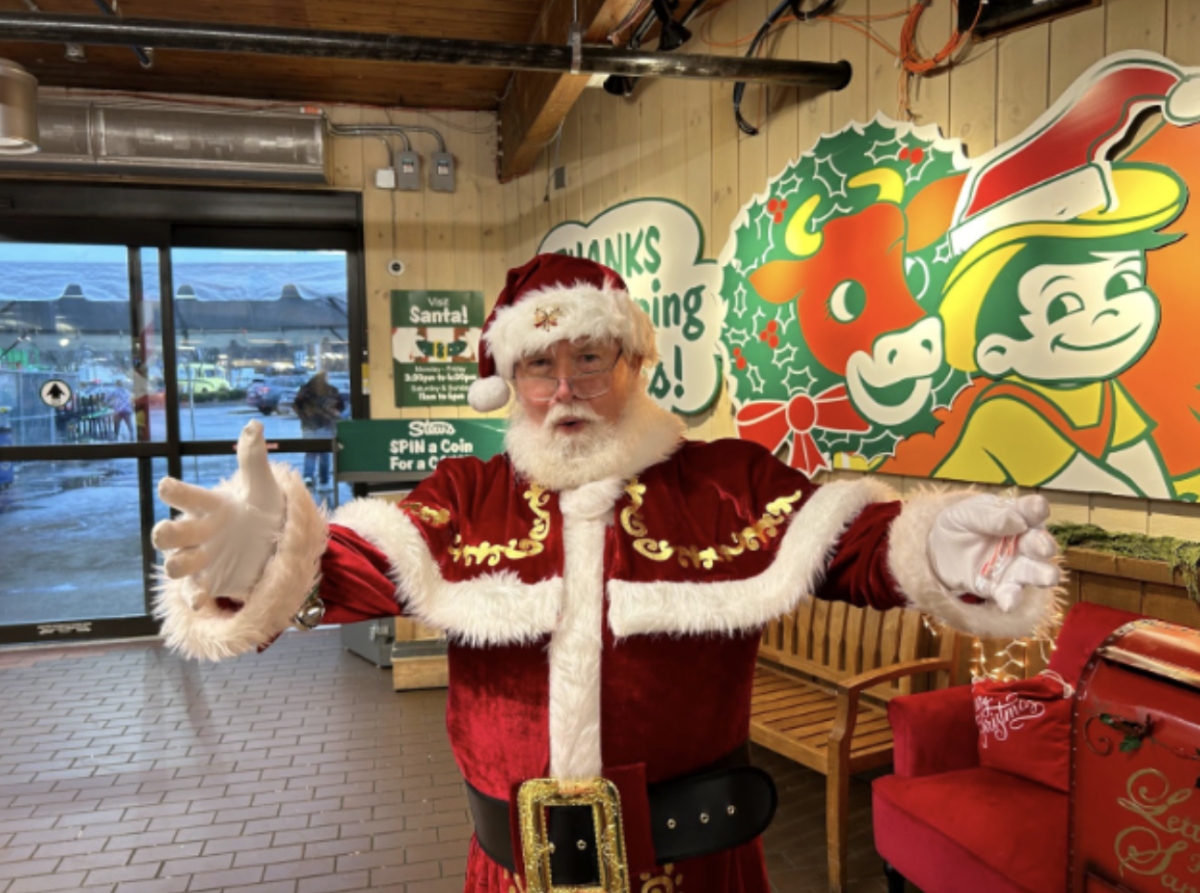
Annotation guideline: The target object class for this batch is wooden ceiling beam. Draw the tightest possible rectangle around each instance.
[496,0,729,181]
[496,0,639,182]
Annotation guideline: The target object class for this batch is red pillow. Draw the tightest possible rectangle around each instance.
[972,670,1073,792]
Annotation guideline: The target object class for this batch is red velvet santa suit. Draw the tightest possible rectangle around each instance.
[310,417,980,893]
[153,254,1060,893]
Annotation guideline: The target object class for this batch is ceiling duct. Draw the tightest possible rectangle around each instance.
[0,98,328,183]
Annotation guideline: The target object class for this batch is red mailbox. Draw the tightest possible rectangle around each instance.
[1071,618,1200,893]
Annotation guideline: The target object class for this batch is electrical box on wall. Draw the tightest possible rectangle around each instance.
[959,0,1101,39]
[395,151,421,191]
[430,152,455,193]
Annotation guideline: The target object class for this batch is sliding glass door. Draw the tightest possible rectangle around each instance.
[0,187,363,645]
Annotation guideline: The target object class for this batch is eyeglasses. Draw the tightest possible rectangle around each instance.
[514,349,624,403]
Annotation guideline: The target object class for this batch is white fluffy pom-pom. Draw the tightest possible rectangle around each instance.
[468,376,511,413]
[1167,75,1200,124]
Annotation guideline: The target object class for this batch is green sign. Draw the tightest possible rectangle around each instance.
[336,419,506,480]
[391,289,485,408]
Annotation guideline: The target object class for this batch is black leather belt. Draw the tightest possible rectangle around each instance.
[466,743,777,885]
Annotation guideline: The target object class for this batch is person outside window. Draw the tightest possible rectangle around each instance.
[293,370,344,489]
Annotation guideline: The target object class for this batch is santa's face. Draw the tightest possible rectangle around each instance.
[513,338,640,436]
[976,250,1159,383]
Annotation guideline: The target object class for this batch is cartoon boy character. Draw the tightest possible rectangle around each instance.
[926,54,1200,499]
[934,163,1184,497]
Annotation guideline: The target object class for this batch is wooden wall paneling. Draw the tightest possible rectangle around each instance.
[1048,4,1107,99]
[478,114,507,320]
[531,141,552,251]
[1106,0,1166,54]
[600,90,624,212]
[796,19,834,158]
[615,91,641,204]
[1148,499,1200,540]
[558,102,584,225]
[737,0,768,366]
[905,0,951,129]
[327,105,365,191]
[830,0,870,125]
[706,0,743,443]
[1090,494,1151,534]
[547,125,567,232]
[390,115,431,422]
[947,32,997,158]
[449,113,484,422]
[577,90,606,223]
[709,0,742,246]
[765,9,799,198]
[517,160,538,263]
[657,82,688,208]
[638,78,668,201]
[501,173,523,284]
[996,22,1050,143]
[1039,488,1090,525]
[865,0,908,122]
[423,115,457,293]
[1166,0,1200,64]
[358,112,399,421]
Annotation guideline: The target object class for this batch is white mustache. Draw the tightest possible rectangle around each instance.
[543,403,602,428]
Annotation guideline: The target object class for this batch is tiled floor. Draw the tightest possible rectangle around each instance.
[0,631,892,893]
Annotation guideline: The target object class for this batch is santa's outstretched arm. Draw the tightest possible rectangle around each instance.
[811,481,1063,640]
[152,421,453,661]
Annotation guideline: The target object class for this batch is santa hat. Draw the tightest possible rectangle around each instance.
[949,54,1199,257]
[939,53,1196,372]
[466,253,659,413]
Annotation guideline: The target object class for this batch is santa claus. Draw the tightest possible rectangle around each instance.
[152,253,1061,893]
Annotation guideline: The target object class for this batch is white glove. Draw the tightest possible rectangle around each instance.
[927,493,1061,612]
[152,420,285,609]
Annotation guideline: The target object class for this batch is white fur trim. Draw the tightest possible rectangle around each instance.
[485,280,659,377]
[608,478,896,637]
[468,375,511,413]
[887,491,1061,639]
[330,496,561,646]
[548,478,625,780]
[154,465,327,662]
[1167,74,1200,124]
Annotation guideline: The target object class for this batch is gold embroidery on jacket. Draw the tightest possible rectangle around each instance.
[620,478,804,569]
[448,484,551,567]
[399,503,451,527]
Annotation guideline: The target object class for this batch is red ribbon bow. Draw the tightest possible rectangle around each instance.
[735,385,871,476]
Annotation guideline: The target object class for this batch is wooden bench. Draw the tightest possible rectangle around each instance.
[752,599,960,893]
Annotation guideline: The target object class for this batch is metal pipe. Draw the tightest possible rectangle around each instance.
[0,13,853,89]
[87,1,154,68]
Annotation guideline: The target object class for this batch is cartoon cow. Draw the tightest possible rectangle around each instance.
[747,168,950,427]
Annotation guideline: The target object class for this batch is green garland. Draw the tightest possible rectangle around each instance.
[1048,522,1200,601]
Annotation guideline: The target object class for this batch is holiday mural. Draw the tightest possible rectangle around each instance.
[720,51,1200,502]
[540,199,723,415]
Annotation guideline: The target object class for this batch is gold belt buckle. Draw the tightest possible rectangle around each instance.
[516,777,630,893]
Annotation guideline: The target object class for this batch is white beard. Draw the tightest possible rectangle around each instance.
[504,386,684,491]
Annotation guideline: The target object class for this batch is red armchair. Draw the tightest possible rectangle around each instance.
[871,602,1141,893]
